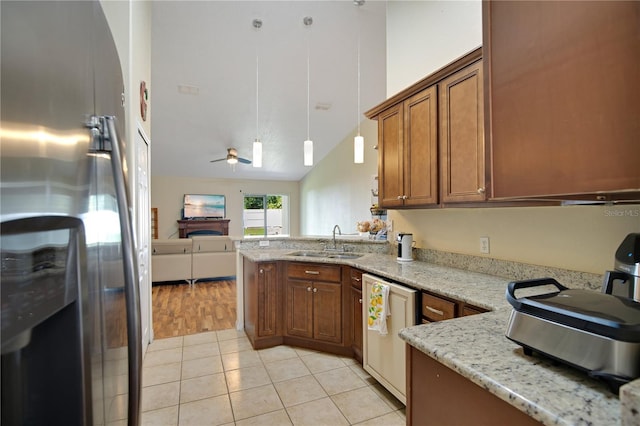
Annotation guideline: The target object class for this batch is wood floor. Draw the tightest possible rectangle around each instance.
[151,279,237,339]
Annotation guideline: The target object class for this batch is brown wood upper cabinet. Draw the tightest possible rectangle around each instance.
[378,87,438,207]
[439,60,485,203]
[367,48,485,208]
[483,1,640,202]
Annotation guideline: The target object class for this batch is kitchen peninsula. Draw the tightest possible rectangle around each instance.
[237,237,639,426]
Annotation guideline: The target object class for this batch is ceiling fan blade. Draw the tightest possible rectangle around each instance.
[238,157,252,164]
[210,158,226,163]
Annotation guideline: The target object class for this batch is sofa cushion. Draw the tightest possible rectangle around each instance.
[192,252,236,280]
[152,253,192,282]
[191,235,234,252]
[152,239,192,255]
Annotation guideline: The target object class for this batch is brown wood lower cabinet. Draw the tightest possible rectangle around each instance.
[284,279,314,339]
[349,268,364,364]
[243,259,282,349]
[420,290,487,323]
[285,263,343,345]
[243,258,352,356]
[407,345,542,425]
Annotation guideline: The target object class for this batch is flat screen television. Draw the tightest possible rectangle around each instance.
[182,194,225,219]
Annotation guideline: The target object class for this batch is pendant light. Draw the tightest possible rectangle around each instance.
[252,19,263,168]
[354,0,364,164]
[303,16,313,167]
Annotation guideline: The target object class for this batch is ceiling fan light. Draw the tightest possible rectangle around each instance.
[227,156,238,165]
[304,139,313,166]
[354,135,364,164]
[253,139,262,168]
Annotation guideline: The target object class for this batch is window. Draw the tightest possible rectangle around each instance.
[243,194,289,237]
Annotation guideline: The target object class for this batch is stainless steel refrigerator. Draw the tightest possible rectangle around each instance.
[1,1,142,425]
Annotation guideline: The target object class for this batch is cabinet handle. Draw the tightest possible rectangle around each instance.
[359,298,362,303]
[397,196,403,200]
[307,286,312,292]
[425,306,444,317]
[313,287,318,293]
[477,187,486,194]
[259,269,264,273]
[353,277,361,282]
[402,195,408,200]
[305,270,320,275]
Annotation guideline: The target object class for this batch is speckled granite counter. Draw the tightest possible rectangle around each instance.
[239,245,640,426]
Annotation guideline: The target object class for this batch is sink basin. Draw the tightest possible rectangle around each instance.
[327,254,362,259]
[287,251,329,257]
[287,251,363,259]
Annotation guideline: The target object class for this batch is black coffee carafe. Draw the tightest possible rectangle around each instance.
[602,233,640,301]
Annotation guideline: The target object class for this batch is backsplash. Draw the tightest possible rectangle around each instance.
[236,237,389,255]
[412,247,603,291]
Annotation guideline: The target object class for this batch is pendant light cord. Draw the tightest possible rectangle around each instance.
[256,53,260,141]
[253,18,262,143]
[306,24,310,141]
[357,11,361,137]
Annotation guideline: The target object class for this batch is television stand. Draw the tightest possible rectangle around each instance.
[177,219,229,238]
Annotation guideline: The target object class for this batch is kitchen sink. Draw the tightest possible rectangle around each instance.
[327,254,362,259]
[287,251,328,258]
[287,251,363,259]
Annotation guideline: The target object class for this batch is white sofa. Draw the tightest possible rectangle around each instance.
[151,236,236,283]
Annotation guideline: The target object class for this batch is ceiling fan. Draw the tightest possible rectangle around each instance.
[210,148,251,165]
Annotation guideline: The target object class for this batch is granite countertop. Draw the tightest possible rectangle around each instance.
[239,247,640,426]
[240,249,507,311]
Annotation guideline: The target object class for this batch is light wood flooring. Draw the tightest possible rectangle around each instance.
[152,279,236,339]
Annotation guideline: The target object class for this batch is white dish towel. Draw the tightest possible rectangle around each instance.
[368,282,390,335]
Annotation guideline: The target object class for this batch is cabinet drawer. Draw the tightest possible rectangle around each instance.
[350,268,363,289]
[422,293,456,322]
[461,304,486,317]
[287,263,341,283]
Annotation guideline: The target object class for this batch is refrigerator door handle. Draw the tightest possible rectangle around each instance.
[103,116,142,426]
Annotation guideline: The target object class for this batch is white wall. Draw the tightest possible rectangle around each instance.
[392,204,639,274]
[101,1,152,199]
[386,1,482,96]
[151,176,300,239]
[300,119,378,236]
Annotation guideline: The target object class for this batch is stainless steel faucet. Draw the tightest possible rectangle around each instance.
[332,224,342,250]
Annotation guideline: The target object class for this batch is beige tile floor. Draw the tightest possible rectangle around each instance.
[141,328,406,426]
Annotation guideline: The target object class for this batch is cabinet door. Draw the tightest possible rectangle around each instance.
[484,1,640,200]
[257,262,278,337]
[350,286,363,363]
[285,279,313,339]
[312,281,342,344]
[404,86,439,206]
[378,103,404,208]
[407,346,542,426]
[439,60,486,203]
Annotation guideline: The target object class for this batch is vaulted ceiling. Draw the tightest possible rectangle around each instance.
[150,1,387,181]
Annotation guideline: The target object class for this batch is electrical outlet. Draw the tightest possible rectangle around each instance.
[259,240,270,247]
[479,237,490,254]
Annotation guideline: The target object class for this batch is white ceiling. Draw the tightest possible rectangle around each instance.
[150,1,387,181]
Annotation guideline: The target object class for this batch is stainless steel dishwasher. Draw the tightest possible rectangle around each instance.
[362,274,417,404]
